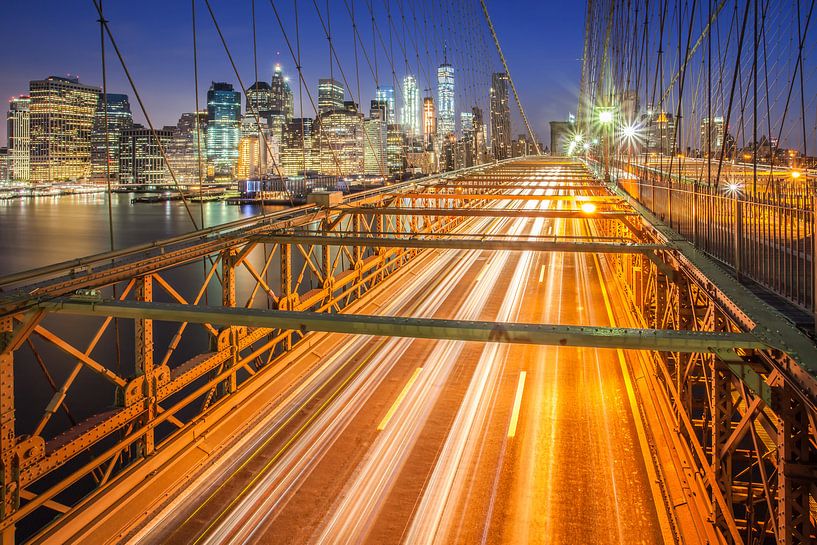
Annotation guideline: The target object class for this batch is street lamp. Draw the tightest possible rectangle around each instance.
[596,107,616,183]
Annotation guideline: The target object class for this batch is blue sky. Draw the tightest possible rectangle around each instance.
[0,1,586,146]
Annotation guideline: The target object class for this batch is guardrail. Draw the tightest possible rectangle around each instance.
[587,158,816,318]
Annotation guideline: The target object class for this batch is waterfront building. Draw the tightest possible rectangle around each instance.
[437,57,455,137]
[119,125,172,185]
[29,76,100,182]
[166,112,206,184]
[238,114,280,178]
[375,86,396,124]
[206,82,241,178]
[317,101,364,175]
[401,75,420,139]
[90,93,133,183]
[490,72,511,160]
[0,148,9,182]
[7,96,30,182]
[281,118,319,176]
[318,79,344,113]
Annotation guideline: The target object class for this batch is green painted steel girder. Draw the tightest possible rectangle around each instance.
[254,234,664,253]
[40,299,769,353]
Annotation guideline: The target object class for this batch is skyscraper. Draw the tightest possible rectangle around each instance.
[119,125,172,185]
[246,81,273,117]
[90,93,133,183]
[206,82,241,178]
[460,111,474,136]
[422,96,437,149]
[640,110,677,155]
[7,96,30,182]
[375,86,396,124]
[281,118,318,176]
[490,72,511,160]
[29,76,100,182]
[166,112,207,184]
[401,75,420,139]
[317,101,364,175]
[364,101,388,176]
[271,64,294,119]
[318,79,345,113]
[701,116,725,157]
[437,56,455,137]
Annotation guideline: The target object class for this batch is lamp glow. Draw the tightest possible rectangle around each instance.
[598,109,614,124]
[791,171,802,179]
[580,202,597,214]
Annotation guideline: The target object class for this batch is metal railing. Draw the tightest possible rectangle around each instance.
[592,159,816,316]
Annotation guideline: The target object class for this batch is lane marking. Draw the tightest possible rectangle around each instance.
[591,253,675,545]
[538,264,545,283]
[507,371,527,438]
[377,367,423,431]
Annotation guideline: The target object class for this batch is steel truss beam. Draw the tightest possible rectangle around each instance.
[335,206,636,219]
[256,234,663,253]
[400,193,623,201]
[40,299,768,353]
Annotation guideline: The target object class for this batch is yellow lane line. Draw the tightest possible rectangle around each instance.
[377,367,423,431]
[507,371,527,438]
[591,253,675,545]
[538,264,546,283]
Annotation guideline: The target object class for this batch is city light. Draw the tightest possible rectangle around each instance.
[725,181,743,196]
[621,124,637,139]
[580,202,597,214]
[791,171,802,179]
[597,107,615,125]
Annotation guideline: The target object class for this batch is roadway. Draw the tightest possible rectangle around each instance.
[129,163,667,545]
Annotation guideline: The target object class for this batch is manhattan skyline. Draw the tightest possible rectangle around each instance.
[0,1,584,145]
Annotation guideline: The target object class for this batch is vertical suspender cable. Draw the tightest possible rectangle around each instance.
[478,0,541,155]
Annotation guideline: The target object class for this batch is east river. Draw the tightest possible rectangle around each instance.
[0,192,275,275]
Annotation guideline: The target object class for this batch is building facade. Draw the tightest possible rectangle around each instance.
[363,117,387,176]
[271,64,294,119]
[549,120,575,156]
[29,76,100,182]
[7,96,30,182]
[422,96,437,150]
[401,75,420,139]
[166,112,207,184]
[119,125,172,185]
[700,116,725,157]
[281,118,318,176]
[206,82,241,178]
[375,86,396,124]
[641,110,677,155]
[318,79,345,113]
[318,102,364,176]
[90,93,133,183]
[437,60,455,137]
[246,81,273,117]
[490,72,511,160]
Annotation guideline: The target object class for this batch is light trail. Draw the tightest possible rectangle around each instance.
[506,371,527,438]
[133,165,667,545]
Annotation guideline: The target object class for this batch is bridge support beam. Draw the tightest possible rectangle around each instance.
[135,276,155,457]
[775,384,815,545]
[0,318,15,545]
